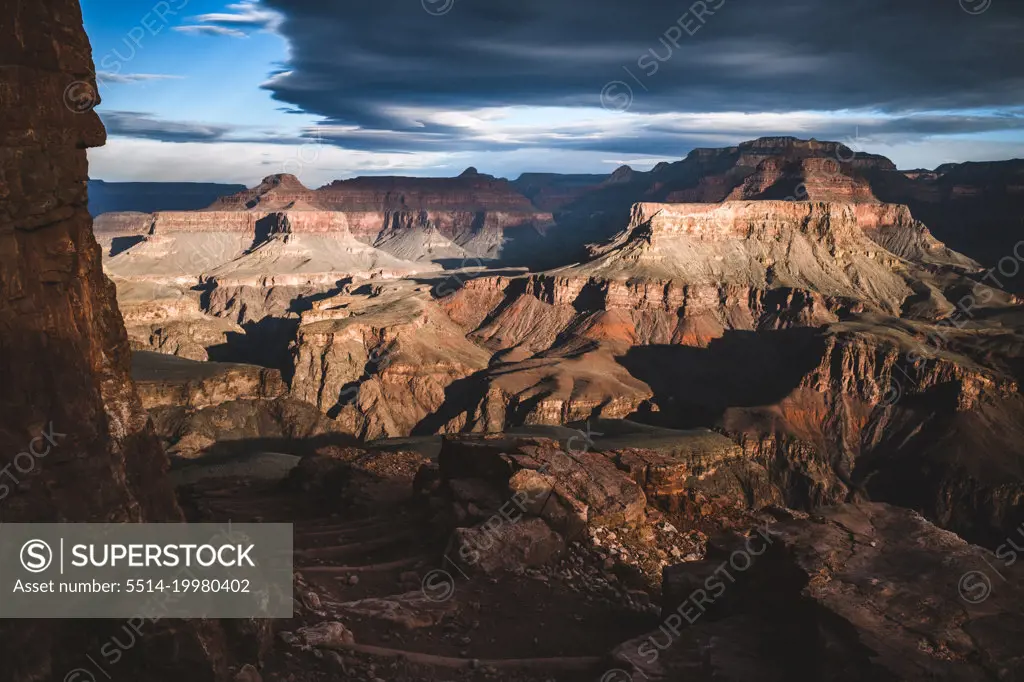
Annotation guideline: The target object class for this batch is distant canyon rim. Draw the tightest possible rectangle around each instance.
[97,136,1024,550]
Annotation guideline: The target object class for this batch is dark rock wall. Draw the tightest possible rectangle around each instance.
[0,2,261,680]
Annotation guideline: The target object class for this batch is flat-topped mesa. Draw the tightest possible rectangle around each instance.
[555,201,954,315]
[647,137,898,204]
[314,173,545,213]
[622,201,891,244]
[93,211,153,256]
[622,200,965,260]
[708,136,897,172]
[93,211,154,236]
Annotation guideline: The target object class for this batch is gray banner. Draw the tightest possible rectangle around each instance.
[0,523,293,618]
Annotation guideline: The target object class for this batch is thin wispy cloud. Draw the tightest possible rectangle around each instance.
[101,111,236,143]
[173,25,248,38]
[195,1,283,31]
[97,72,184,84]
[176,1,283,39]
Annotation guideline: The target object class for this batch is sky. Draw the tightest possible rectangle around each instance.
[80,0,1024,187]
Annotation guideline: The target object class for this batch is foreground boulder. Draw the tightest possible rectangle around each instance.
[425,434,648,573]
[611,503,1024,681]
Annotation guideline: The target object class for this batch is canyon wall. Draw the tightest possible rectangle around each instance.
[0,2,266,679]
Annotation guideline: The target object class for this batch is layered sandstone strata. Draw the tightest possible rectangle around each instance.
[872,158,1024,277]
[204,170,556,260]
[0,1,268,678]
[291,281,492,439]
[288,196,1002,441]
[93,210,152,255]
[132,351,287,410]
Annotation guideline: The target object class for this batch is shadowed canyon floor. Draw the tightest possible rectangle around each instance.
[168,432,1024,681]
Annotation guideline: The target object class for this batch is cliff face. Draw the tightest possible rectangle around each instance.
[720,318,1023,546]
[0,0,266,679]
[562,201,920,316]
[132,351,287,411]
[290,281,492,439]
[202,171,556,260]
[100,175,555,364]
[871,159,1024,280]
[287,195,997,442]
[553,137,896,213]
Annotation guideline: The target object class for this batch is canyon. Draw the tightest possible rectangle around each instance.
[5,2,1023,677]
[98,137,1024,550]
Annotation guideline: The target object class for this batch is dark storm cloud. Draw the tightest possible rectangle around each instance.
[257,0,1024,153]
[101,111,236,142]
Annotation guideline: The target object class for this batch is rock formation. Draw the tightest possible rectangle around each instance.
[291,280,493,439]
[84,133,1024,549]
[616,503,1024,681]
[200,170,556,262]
[871,158,1024,279]
[0,1,269,678]
[278,188,1024,548]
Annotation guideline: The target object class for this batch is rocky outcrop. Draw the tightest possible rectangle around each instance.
[208,173,319,211]
[115,280,244,361]
[572,201,918,316]
[206,171,556,260]
[149,396,346,460]
[423,434,650,573]
[872,159,1024,280]
[0,1,268,679]
[720,316,1024,546]
[291,281,492,439]
[614,504,1024,681]
[132,351,287,410]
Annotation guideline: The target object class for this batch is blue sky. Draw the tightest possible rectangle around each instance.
[80,0,1024,187]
